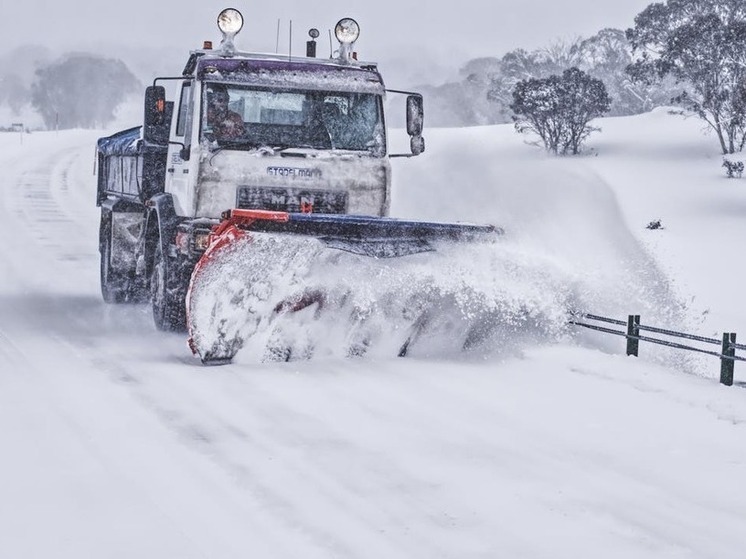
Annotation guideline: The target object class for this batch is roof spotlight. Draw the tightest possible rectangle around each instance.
[334,18,360,45]
[217,8,244,36]
[217,8,243,55]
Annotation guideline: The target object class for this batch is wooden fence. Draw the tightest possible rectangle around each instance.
[569,313,746,386]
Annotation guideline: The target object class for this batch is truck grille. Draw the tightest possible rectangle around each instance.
[237,186,348,214]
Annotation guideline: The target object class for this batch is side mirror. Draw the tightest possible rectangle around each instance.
[406,95,424,137]
[144,86,168,144]
[410,135,425,156]
[387,89,425,158]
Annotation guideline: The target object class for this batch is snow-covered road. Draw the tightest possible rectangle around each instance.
[2,123,746,558]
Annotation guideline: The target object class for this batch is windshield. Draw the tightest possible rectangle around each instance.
[201,83,385,155]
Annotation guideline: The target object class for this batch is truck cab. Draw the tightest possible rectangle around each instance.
[96,9,425,331]
[167,57,392,219]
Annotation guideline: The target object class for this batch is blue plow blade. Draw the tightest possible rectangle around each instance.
[228,210,502,258]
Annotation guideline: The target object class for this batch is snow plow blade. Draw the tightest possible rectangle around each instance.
[187,209,501,364]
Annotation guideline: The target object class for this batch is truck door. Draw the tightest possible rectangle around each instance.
[166,81,195,216]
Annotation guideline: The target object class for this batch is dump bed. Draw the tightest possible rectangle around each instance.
[96,126,169,206]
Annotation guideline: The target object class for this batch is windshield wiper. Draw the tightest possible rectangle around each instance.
[279,149,308,158]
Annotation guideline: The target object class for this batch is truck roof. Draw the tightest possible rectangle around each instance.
[184,51,386,94]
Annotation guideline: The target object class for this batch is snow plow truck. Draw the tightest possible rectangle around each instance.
[96,8,499,364]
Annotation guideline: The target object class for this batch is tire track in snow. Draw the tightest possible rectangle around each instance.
[100,365,407,558]
[8,147,97,261]
[116,362,526,558]
[0,324,312,559]
[0,327,24,369]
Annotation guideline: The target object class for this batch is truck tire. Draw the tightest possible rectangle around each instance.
[100,219,128,304]
[150,240,187,332]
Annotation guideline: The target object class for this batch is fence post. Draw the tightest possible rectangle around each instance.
[626,314,640,357]
[720,332,736,386]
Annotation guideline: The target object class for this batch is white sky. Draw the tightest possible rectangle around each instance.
[7,1,653,63]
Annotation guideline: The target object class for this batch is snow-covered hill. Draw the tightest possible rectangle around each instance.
[1,110,745,558]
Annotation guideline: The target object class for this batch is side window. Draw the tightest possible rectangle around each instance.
[175,82,192,137]
[121,157,139,196]
[107,156,122,193]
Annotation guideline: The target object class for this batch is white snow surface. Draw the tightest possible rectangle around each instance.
[2,110,746,557]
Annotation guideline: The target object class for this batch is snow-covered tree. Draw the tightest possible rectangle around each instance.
[416,57,510,127]
[626,0,746,153]
[488,43,582,107]
[31,54,140,130]
[488,36,655,121]
[573,28,677,115]
[511,67,611,155]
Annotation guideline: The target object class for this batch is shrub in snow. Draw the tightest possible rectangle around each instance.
[646,219,664,230]
[510,67,611,155]
[722,159,744,178]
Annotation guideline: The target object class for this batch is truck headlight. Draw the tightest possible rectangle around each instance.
[193,231,212,252]
[175,229,213,255]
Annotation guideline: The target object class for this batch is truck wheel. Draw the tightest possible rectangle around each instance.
[100,220,128,303]
[150,241,187,332]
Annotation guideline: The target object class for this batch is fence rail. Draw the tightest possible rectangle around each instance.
[569,313,744,386]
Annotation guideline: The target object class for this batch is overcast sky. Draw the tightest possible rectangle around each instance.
[7,0,653,63]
